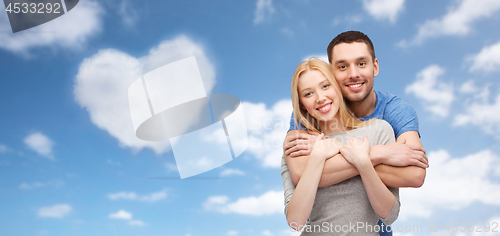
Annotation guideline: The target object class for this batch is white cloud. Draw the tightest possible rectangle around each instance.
[261,230,273,236]
[109,210,132,220]
[37,204,72,218]
[139,189,167,202]
[331,15,363,26]
[399,149,500,219]
[107,159,121,166]
[24,132,55,160]
[468,40,500,73]
[281,28,294,37]
[220,168,245,177]
[107,192,137,200]
[118,0,139,28]
[454,92,500,135]
[242,100,292,168]
[201,99,291,168]
[165,162,178,172]
[399,0,500,46]
[279,229,301,236]
[302,55,329,64]
[107,189,167,202]
[0,144,8,153]
[109,210,146,226]
[227,230,239,236]
[362,0,405,23]
[254,0,275,24]
[0,0,103,57]
[459,80,477,94]
[19,180,64,190]
[405,65,454,117]
[204,190,283,216]
[128,220,146,226]
[204,195,229,208]
[73,35,215,155]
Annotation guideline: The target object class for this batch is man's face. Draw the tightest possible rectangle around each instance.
[330,42,379,103]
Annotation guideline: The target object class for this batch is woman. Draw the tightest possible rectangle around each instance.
[283,58,399,235]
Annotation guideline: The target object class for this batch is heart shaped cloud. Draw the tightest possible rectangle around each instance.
[73,35,216,154]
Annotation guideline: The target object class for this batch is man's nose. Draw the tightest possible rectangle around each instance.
[348,65,360,79]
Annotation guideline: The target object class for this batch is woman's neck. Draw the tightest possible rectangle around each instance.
[318,116,347,134]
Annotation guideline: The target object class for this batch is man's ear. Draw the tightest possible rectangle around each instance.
[373,58,379,77]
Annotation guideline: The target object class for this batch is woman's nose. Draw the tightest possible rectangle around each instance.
[316,92,327,103]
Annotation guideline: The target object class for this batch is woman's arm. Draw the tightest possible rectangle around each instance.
[284,129,427,188]
[340,136,396,219]
[285,134,342,230]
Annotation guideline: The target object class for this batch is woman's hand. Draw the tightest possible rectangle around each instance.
[309,133,343,161]
[340,136,371,167]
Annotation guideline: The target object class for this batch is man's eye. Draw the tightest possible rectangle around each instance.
[359,62,366,66]
[339,65,346,69]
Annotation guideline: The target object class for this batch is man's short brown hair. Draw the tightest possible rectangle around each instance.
[327,31,375,63]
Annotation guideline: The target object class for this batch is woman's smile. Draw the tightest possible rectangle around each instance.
[316,102,332,114]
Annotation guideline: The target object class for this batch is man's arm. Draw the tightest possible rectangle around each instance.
[284,130,427,188]
[373,131,426,188]
[286,150,424,188]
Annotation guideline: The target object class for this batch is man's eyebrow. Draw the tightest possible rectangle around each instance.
[334,56,370,64]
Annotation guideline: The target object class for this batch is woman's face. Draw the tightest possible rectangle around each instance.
[298,69,340,122]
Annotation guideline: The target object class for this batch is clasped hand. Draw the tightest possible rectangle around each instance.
[283,130,428,168]
[309,133,343,161]
[339,136,371,168]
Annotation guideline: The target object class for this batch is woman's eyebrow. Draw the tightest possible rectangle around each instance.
[301,80,329,92]
[300,87,310,94]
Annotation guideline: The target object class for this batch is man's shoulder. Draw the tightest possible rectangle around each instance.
[375,90,414,112]
[375,90,400,104]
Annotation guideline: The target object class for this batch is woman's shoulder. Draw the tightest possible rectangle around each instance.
[366,119,392,130]
[365,119,396,145]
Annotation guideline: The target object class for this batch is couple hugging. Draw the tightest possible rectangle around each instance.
[281,31,428,236]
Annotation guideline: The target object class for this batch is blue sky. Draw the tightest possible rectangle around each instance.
[1,0,500,235]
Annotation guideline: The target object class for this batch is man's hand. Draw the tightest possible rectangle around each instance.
[283,130,320,157]
[371,137,428,168]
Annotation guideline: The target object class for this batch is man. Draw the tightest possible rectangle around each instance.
[282,31,428,235]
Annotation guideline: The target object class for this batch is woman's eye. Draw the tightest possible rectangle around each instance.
[323,84,330,89]
[304,92,311,97]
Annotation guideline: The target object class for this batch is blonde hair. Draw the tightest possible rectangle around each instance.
[291,58,370,133]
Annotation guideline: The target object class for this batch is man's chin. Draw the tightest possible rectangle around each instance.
[344,93,367,103]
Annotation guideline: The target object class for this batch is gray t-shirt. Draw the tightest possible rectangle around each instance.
[281,119,400,236]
